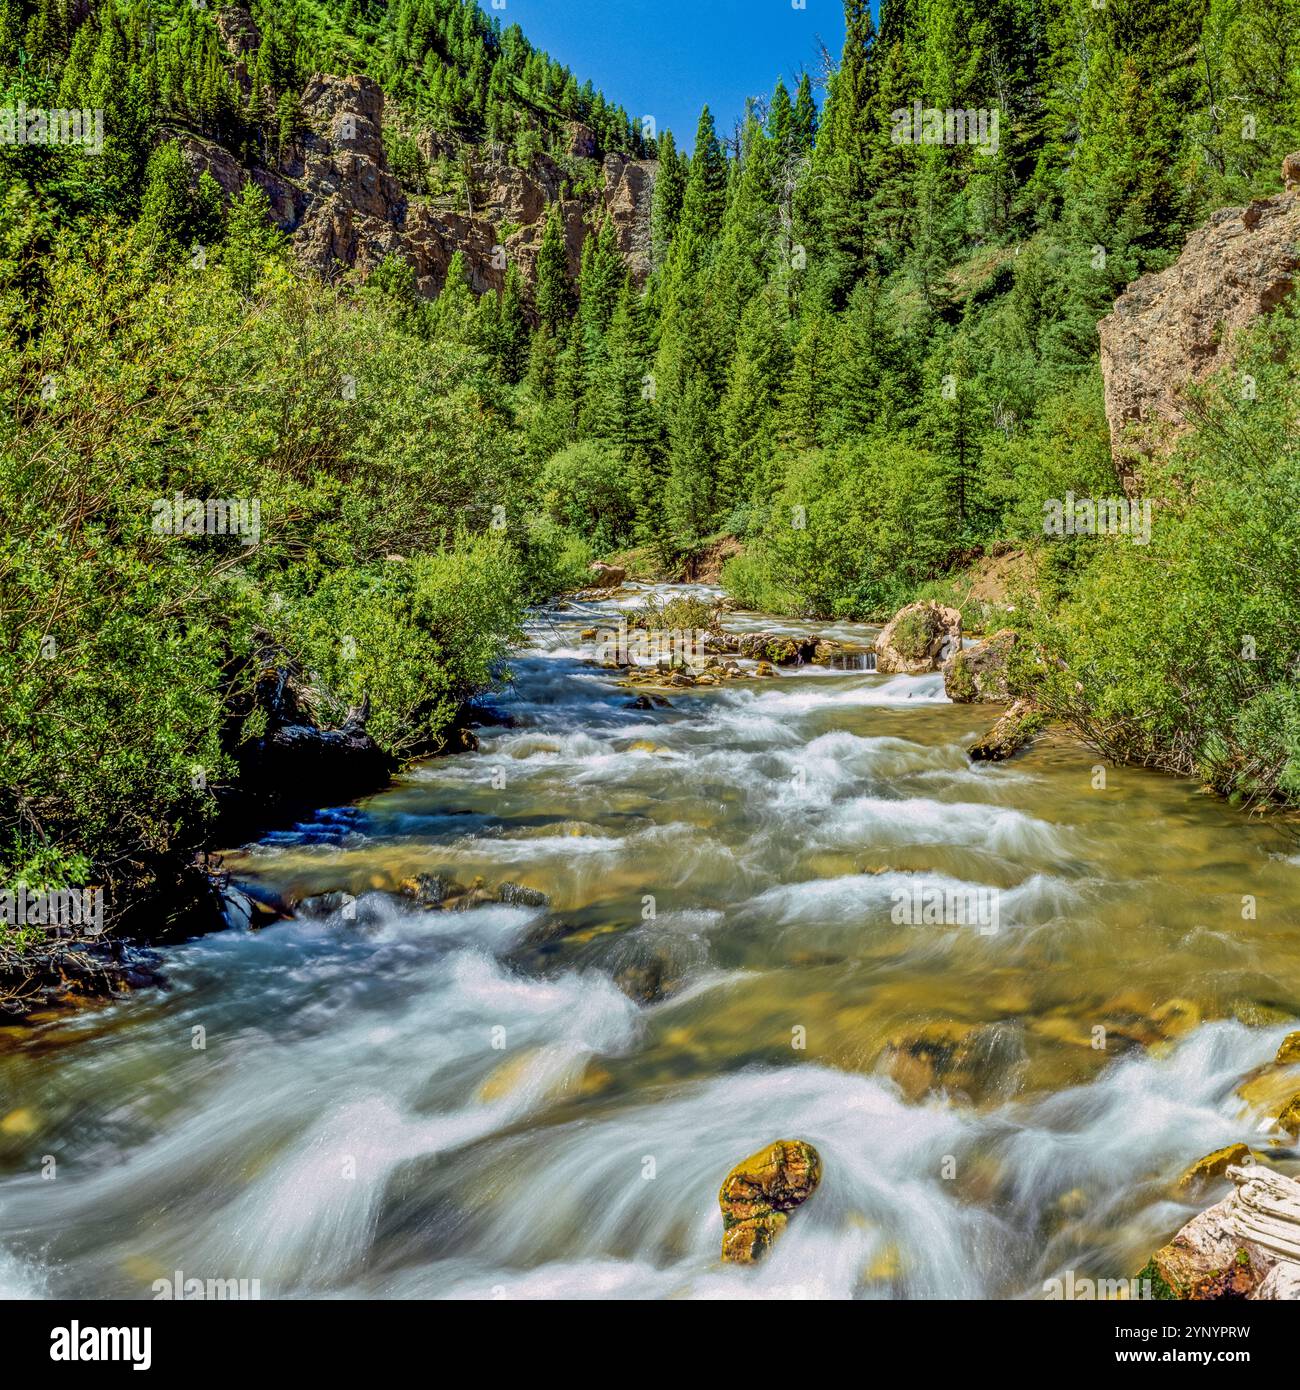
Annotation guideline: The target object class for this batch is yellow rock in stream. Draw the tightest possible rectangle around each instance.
[626,739,666,754]
[1175,1143,1254,1197]
[1277,1093,1300,1137]
[864,1242,902,1282]
[1151,998,1202,1039]
[476,1050,609,1105]
[1236,1065,1300,1113]
[719,1139,822,1264]
[472,1045,575,1100]
[1276,1031,1300,1066]
[0,1108,37,1137]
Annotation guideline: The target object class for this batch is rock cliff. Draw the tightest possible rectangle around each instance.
[177,10,654,308]
[1098,163,1300,487]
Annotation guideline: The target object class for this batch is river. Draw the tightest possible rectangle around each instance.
[2,583,1298,1299]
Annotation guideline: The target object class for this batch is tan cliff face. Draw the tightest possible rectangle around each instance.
[179,64,655,310]
[1098,165,1300,489]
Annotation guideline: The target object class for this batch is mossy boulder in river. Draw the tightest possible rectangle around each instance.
[718,1139,822,1263]
[736,632,817,665]
[1174,1143,1257,1198]
[943,628,1018,702]
[873,601,962,675]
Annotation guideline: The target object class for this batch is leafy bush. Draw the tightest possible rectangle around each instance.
[280,537,522,758]
[629,595,717,632]
[538,440,637,552]
[725,441,953,619]
[0,221,531,921]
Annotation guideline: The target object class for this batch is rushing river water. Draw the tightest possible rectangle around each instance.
[3,583,1300,1300]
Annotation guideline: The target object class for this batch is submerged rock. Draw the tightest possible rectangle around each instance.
[613,951,682,1005]
[874,601,962,675]
[396,875,547,911]
[882,1020,1026,1104]
[719,1139,822,1263]
[498,882,548,908]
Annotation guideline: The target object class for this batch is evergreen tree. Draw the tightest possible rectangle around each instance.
[534,203,575,335]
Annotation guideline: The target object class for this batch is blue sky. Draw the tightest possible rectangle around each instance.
[497,0,849,149]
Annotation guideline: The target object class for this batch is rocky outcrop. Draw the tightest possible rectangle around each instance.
[873,601,962,675]
[178,72,656,307]
[602,153,654,281]
[718,1139,822,1263]
[566,121,598,159]
[1142,1165,1300,1299]
[1098,158,1300,486]
[943,628,1017,702]
[215,4,259,95]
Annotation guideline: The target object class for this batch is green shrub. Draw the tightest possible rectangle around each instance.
[891,607,941,661]
[538,440,636,552]
[280,537,522,758]
[629,594,717,632]
[0,221,530,917]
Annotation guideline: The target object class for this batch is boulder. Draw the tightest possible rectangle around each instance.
[1098,165,1300,486]
[873,601,962,675]
[718,1139,822,1263]
[1175,1143,1255,1198]
[1141,1164,1300,1300]
[737,632,816,665]
[498,882,548,908]
[943,628,1018,702]
[587,561,627,588]
[399,873,460,909]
